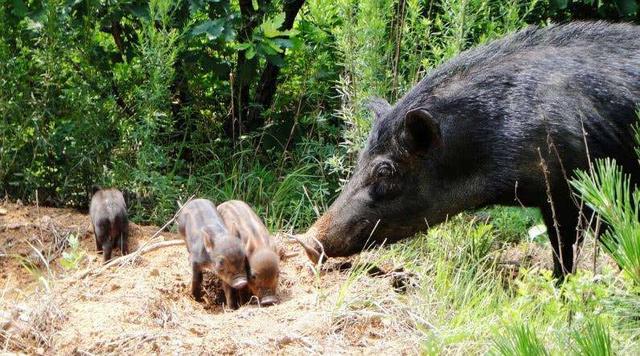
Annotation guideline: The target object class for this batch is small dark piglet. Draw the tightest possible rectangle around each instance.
[217,200,280,306]
[90,187,129,263]
[177,199,248,308]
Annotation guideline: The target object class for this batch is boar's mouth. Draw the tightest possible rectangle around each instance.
[293,214,434,264]
[291,223,380,264]
[290,228,326,265]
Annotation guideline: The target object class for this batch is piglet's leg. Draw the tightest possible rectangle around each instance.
[191,263,204,302]
[94,224,103,252]
[102,241,113,263]
[120,235,129,256]
[121,224,129,255]
[237,286,252,306]
[222,283,239,310]
[95,237,103,252]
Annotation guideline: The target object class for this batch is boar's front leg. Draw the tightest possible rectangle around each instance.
[222,282,239,310]
[191,263,204,302]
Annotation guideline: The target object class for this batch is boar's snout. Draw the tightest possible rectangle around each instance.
[291,231,324,265]
[293,205,377,264]
[231,276,248,289]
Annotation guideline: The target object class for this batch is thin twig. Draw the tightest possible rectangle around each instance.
[538,147,566,275]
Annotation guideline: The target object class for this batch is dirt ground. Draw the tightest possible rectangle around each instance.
[0,202,422,355]
[0,201,615,355]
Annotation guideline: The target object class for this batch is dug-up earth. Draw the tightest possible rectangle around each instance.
[0,202,422,355]
[0,202,612,355]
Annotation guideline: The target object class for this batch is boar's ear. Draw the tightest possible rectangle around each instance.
[402,108,441,155]
[365,97,392,121]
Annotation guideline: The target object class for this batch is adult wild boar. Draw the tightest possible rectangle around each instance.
[295,22,640,279]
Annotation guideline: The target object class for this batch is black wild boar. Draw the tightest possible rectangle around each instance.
[294,22,640,279]
[177,199,248,308]
[217,200,280,306]
[90,187,129,263]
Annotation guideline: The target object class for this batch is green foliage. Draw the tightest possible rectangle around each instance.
[491,323,549,356]
[485,207,544,244]
[571,110,640,286]
[572,159,640,285]
[2,0,637,227]
[570,318,613,356]
[549,0,639,20]
[235,12,298,64]
[60,234,85,270]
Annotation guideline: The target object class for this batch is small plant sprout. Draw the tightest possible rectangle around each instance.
[60,234,85,270]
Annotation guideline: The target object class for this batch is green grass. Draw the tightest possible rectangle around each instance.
[570,318,613,356]
[491,323,549,356]
[329,215,640,354]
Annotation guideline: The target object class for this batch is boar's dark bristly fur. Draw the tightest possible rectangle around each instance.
[297,22,640,279]
[90,188,129,263]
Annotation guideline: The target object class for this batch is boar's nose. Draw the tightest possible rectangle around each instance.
[260,295,278,306]
[231,276,248,289]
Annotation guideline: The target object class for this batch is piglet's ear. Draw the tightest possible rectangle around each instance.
[201,227,215,250]
[402,108,442,155]
[365,97,392,121]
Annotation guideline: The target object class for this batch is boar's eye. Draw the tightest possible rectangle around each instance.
[374,161,394,179]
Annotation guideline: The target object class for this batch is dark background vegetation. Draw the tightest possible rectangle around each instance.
[1,0,639,227]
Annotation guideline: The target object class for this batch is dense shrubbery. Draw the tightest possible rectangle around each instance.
[1,0,638,226]
[4,0,640,353]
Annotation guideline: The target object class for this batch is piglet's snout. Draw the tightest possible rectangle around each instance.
[231,276,248,289]
[260,295,278,306]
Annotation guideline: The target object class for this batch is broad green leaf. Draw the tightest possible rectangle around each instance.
[265,39,284,53]
[273,38,293,49]
[261,13,286,38]
[246,46,256,59]
[11,0,28,18]
[234,43,252,50]
[191,19,225,40]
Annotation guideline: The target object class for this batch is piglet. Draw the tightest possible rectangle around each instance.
[90,187,129,263]
[217,200,280,306]
[177,198,248,309]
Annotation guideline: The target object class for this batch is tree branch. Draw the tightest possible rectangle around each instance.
[245,0,306,132]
